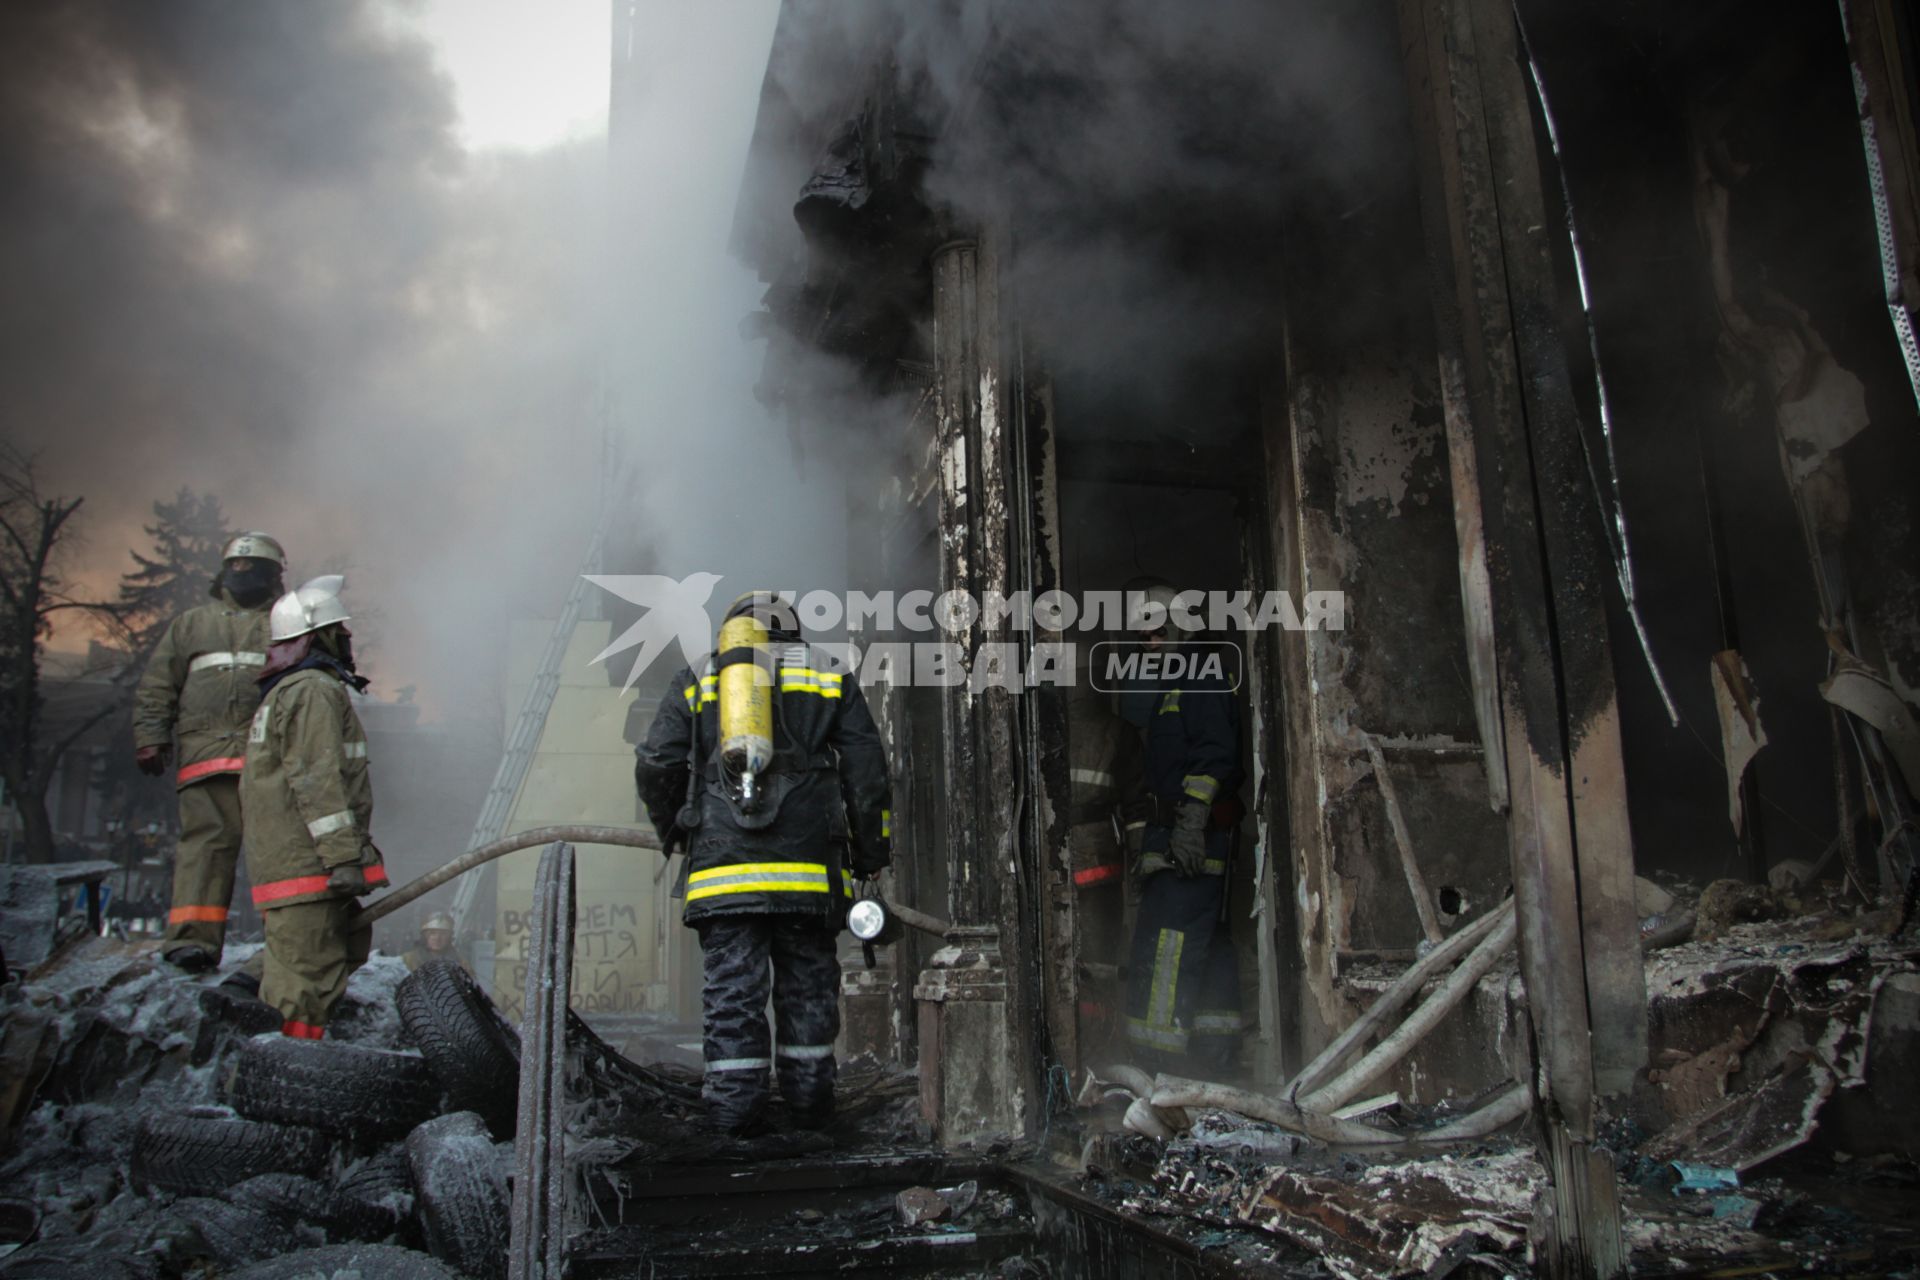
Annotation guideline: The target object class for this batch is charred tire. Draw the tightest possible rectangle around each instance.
[131,1111,330,1198]
[226,1173,332,1227]
[0,1254,157,1280]
[173,1196,322,1267]
[395,962,519,1137]
[405,1113,508,1280]
[225,1243,464,1280]
[329,1147,416,1242]
[227,1036,444,1141]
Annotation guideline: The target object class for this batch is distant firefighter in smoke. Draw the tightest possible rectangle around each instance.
[635,590,894,1136]
[240,575,390,1038]
[132,531,287,973]
[403,909,471,973]
[1118,579,1246,1072]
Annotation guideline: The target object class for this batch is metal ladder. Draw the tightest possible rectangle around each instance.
[448,523,607,934]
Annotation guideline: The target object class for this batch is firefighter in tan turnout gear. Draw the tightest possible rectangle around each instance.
[636,591,893,1136]
[402,910,471,973]
[240,575,389,1038]
[132,531,287,972]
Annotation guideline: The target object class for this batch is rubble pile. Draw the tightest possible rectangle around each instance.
[570,1170,1040,1274]
[1638,910,1919,1168]
[0,944,499,1277]
[1062,900,1920,1278]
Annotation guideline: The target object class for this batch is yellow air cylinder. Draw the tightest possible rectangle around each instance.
[717,615,775,808]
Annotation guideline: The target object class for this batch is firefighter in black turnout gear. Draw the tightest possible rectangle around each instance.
[1119,581,1246,1070]
[635,591,893,1135]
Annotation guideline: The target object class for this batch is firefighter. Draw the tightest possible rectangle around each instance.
[635,591,892,1135]
[132,531,287,972]
[1063,643,1144,1058]
[1119,580,1245,1071]
[239,575,389,1039]
[402,911,470,973]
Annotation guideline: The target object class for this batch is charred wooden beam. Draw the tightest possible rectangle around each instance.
[924,232,1029,1143]
[933,239,987,928]
[1021,376,1082,1079]
[1465,0,1645,1102]
[1400,0,1646,1273]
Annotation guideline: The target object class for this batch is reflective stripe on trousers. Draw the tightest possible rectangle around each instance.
[1125,869,1239,1059]
[697,915,842,1131]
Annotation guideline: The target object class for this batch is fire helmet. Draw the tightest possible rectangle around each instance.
[269,575,351,643]
[222,531,287,568]
[1122,578,1180,634]
[422,911,455,934]
[722,589,800,638]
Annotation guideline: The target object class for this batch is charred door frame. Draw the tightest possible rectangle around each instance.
[872,486,947,1068]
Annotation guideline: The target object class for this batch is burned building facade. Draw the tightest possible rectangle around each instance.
[730,0,1920,1267]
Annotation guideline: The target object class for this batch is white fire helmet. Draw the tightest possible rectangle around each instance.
[422,912,455,934]
[269,575,351,643]
[1122,578,1179,634]
[222,531,287,568]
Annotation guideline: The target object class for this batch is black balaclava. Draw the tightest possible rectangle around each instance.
[218,560,282,608]
[314,624,356,673]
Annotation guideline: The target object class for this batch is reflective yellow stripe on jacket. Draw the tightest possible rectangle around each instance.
[683,675,718,709]
[684,860,854,903]
[682,667,844,709]
[777,667,843,699]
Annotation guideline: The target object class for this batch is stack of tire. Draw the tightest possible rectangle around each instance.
[127,962,523,1280]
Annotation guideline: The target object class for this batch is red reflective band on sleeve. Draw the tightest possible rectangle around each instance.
[253,875,330,905]
[178,757,246,785]
[1073,863,1123,888]
[167,905,230,924]
[251,863,388,906]
[281,1020,325,1040]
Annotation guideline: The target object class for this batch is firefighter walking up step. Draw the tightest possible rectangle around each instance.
[132,532,287,973]
[635,591,893,1135]
[240,575,389,1038]
[1119,580,1246,1072]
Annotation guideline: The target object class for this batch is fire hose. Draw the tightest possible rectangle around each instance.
[349,823,952,939]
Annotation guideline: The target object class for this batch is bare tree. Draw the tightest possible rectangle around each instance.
[0,447,110,862]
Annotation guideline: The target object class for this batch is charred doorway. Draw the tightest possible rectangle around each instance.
[1043,392,1283,1083]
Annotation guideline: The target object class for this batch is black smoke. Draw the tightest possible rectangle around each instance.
[0,0,605,711]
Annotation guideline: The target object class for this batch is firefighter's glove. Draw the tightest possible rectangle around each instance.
[135,745,170,777]
[326,864,370,896]
[1169,801,1210,878]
